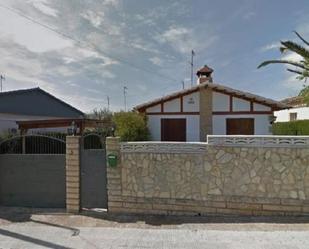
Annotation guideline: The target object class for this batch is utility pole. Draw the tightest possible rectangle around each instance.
[0,75,5,92]
[190,50,195,86]
[123,86,128,111]
[107,96,110,111]
[182,80,185,90]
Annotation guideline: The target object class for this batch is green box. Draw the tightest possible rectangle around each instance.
[107,154,118,167]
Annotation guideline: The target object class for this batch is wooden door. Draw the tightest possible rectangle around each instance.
[161,118,186,141]
[226,118,254,135]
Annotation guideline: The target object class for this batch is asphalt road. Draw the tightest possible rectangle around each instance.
[1,208,309,249]
[1,223,309,249]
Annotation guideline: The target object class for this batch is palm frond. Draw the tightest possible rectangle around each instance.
[287,68,303,75]
[279,46,288,53]
[294,31,309,46]
[258,60,306,69]
[281,40,309,59]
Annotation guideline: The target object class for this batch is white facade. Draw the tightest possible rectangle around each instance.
[213,115,271,135]
[148,115,200,141]
[275,107,309,122]
[143,90,274,142]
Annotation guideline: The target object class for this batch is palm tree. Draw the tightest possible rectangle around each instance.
[258,31,309,81]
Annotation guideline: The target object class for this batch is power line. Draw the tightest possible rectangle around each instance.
[0,3,181,84]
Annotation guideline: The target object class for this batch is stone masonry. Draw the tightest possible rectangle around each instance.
[106,137,122,212]
[107,138,309,216]
[66,136,81,213]
[199,87,212,141]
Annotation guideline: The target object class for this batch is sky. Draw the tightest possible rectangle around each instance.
[0,0,308,112]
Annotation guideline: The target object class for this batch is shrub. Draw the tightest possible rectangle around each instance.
[113,112,150,141]
[272,120,309,135]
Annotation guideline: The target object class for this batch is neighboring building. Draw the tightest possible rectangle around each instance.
[135,65,287,142]
[275,96,309,122]
[0,87,85,134]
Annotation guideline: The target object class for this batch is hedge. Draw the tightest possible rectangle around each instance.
[272,120,309,135]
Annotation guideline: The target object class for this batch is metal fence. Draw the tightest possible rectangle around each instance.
[0,135,66,154]
[82,133,104,150]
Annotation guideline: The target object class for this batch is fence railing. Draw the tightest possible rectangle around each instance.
[82,133,105,150]
[207,135,309,147]
[0,135,66,154]
[121,142,207,153]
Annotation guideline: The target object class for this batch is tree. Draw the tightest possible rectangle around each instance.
[113,112,150,141]
[258,31,309,104]
[86,108,114,136]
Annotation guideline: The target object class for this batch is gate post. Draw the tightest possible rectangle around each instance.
[66,136,81,213]
[106,137,122,212]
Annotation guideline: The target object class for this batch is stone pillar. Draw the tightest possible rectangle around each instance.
[199,87,213,141]
[106,137,122,212]
[66,136,81,213]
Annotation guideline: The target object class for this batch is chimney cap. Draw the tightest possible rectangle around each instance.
[196,65,213,75]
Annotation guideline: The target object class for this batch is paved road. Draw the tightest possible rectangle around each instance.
[1,223,309,249]
[1,208,309,248]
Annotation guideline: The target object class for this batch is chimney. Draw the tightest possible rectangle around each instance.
[196,65,213,84]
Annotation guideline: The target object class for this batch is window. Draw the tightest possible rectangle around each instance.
[289,112,297,121]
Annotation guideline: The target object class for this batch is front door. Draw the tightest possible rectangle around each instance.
[226,118,254,135]
[161,118,186,141]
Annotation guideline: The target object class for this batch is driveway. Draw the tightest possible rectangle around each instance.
[1,207,309,249]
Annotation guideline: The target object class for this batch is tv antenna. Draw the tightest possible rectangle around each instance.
[0,75,5,92]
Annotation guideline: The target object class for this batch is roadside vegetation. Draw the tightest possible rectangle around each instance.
[88,108,150,141]
[273,120,309,135]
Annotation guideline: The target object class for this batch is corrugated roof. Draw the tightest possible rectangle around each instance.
[135,82,289,111]
[0,87,85,117]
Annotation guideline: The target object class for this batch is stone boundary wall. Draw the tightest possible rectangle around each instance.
[106,137,309,216]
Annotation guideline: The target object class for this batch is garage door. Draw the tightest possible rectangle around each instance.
[161,118,186,141]
[226,118,254,135]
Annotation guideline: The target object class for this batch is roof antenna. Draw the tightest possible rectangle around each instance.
[190,50,195,86]
[0,75,5,92]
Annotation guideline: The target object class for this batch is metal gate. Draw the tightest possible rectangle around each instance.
[0,135,66,207]
[80,134,107,209]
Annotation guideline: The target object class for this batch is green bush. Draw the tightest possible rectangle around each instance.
[272,120,309,135]
[113,112,150,141]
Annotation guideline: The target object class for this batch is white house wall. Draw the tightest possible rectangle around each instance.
[233,97,250,111]
[213,92,229,111]
[275,107,309,122]
[146,104,161,113]
[213,114,272,135]
[254,103,271,111]
[183,92,199,112]
[147,115,200,141]
[163,98,180,112]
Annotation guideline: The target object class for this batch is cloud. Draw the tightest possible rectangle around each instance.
[156,25,217,55]
[260,42,280,52]
[243,11,256,20]
[0,6,72,53]
[149,57,163,66]
[81,10,104,28]
[27,0,58,17]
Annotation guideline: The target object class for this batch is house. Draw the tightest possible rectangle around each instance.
[135,65,287,142]
[275,96,309,122]
[0,87,85,134]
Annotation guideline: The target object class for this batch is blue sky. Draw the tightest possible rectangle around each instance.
[0,0,308,112]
